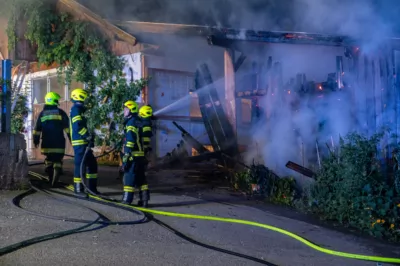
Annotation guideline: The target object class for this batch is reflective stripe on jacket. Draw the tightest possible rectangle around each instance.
[33,105,69,153]
[69,102,89,146]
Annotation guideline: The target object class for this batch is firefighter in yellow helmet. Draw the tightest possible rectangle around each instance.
[121,100,146,205]
[33,92,70,187]
[138,105,153,155]
[69,88,98,195]
[135,104,153,207]
[118,100,140,180]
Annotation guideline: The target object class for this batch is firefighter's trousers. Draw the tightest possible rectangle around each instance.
[44,153,64,171]
[122,156,149,205]
[73,145,98,193]
[44,153,64,186]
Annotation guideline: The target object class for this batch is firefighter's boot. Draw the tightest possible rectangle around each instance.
[138,187,150,208]
[87,178,99,194]
[73,179,86,196]
[51,167,61,188]
[45,165,53,185]
[122,192,134,205]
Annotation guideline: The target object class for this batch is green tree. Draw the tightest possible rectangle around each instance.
[7,0,149,145]
[11,93,29,134]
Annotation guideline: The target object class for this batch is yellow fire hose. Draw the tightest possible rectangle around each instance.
[28,171,400,264]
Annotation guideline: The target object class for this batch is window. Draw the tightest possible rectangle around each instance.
[49,75,66,101]
[241,99,252,124]
[32,78,47,104]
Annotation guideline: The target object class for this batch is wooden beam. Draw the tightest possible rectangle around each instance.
[234,54,246,72]
[58,0,138,46]
[114,21,213,36]
[224,49,236,134]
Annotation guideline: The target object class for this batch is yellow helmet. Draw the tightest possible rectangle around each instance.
[139,105,153,118]
[71,88,88,102]
[44,91,61,106]
[124,100,138,113]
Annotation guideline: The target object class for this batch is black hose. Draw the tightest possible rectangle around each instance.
[79,146,120,202]
[1,177,148,257]
[23,179,147,226]
[0,189,102,257]
[150,215,278,266]
[36,184,277,266]
[20,143,278,265]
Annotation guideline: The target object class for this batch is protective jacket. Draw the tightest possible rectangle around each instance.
[140,118,153,152]
[124,115,144,157]
[69,102,89,146]
[33,105,70,154]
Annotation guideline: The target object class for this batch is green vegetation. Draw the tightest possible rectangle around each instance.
[234,162,298,206]
[298,132,400,242]
[6,0,149,145]
[11,94,29,134]
[235,132,400,242]
[0,77,29,134]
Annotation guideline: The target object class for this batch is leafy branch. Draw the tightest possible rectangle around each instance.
[7,0,149,145]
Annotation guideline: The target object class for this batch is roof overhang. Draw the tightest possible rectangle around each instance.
[114,21,357,47]
[58,0,158,53]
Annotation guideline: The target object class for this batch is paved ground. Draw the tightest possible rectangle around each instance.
[0,160,399,266]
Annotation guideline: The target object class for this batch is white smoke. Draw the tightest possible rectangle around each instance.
[238,0,397,182]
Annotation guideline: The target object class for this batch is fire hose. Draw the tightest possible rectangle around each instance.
[5,141,400,264]
[26,170,400,265]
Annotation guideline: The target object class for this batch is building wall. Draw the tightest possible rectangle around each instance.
[121,53,143,103]
[143,36,224,157]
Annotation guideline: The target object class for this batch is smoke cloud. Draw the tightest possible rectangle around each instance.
[76,0,400,182]
[233,0,400,183]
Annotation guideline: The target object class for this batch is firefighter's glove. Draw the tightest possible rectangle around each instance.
[122,153,132,171]
[122,154,130,164]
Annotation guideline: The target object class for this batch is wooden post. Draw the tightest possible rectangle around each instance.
[224,49,236,135]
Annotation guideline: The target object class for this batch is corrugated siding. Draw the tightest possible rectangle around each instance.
[149,69,192,116]
[148,68,210,157]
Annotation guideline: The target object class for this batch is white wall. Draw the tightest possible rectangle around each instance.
[144,35,225,77]
[121,53,143,102]
[23,69,54,159]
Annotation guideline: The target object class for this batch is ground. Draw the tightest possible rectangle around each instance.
[0,160,399,266]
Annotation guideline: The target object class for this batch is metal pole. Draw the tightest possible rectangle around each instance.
[2,59,12,133]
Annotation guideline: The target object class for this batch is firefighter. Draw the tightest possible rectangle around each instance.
[33,92,70,187]
[69,88,98,195]
[138,105,153,156]
[118,102,139,180]
[121,100,149,206]
[136,105,153,207]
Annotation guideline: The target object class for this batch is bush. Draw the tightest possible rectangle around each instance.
[234,162,297,206]
[11,94,29,134]
[299,132,400,241]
